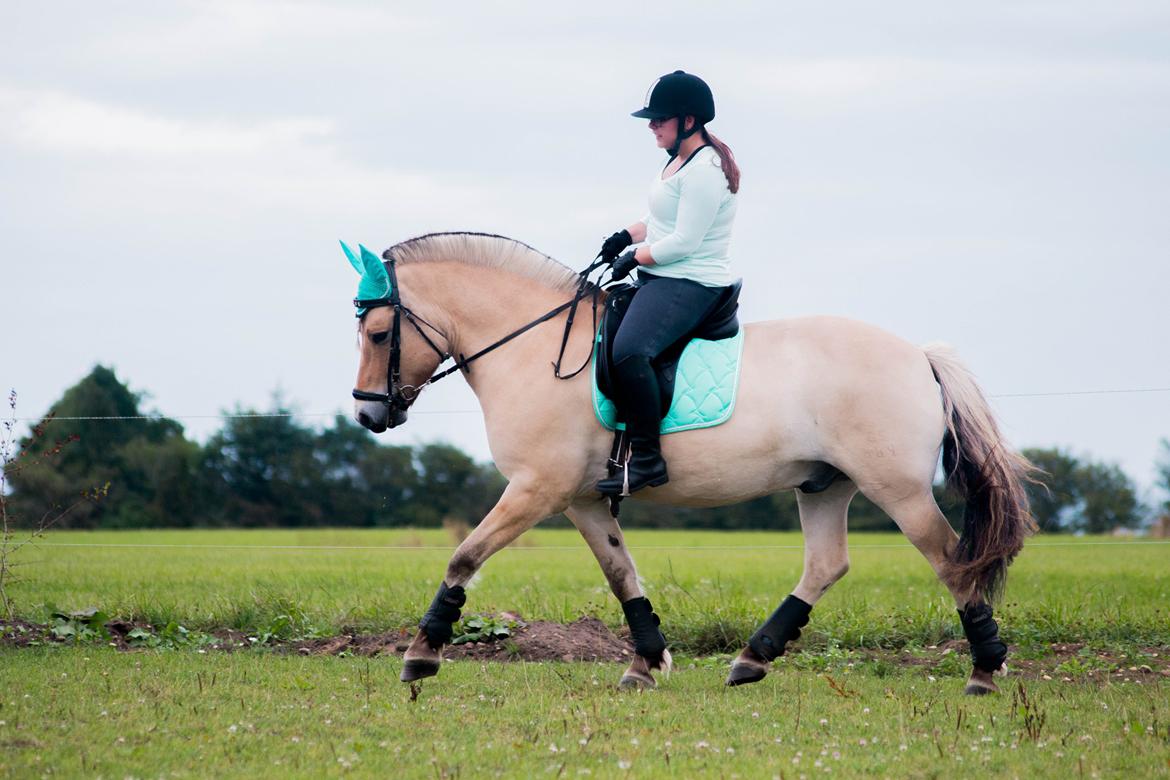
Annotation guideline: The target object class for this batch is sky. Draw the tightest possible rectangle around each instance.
[2,2,1168,499]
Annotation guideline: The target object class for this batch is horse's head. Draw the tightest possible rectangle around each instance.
[343,242,449,433]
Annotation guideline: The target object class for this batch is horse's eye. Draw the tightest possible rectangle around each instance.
[370,331,389,345]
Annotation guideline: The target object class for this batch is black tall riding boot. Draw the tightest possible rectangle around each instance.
[597,356,669,496]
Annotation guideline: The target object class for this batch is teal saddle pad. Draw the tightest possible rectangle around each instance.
[592,328,745,434]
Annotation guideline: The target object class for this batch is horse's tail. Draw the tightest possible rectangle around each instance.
[923,342,1038,604]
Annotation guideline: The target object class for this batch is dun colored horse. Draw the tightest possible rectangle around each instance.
[347,232,1035,694]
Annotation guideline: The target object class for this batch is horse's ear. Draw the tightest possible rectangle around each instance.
[358,244,392,298]
[340,240,363,275]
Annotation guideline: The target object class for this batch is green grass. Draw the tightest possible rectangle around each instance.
[1,648,1167,778]
[6,529,1170,653]
[3,529,1169,777]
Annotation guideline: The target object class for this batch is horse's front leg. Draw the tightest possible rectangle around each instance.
[400,480,560,682]
[565,499,672,689]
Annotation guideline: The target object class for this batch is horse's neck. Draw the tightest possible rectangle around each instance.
[401,262,598,386]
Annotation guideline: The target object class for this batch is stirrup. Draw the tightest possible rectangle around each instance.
[597,457,668,497]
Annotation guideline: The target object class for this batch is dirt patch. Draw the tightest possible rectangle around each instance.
[0,618,45,648]
[291,617,632,663]
[852,640,1170,681]
[3,617,1167,681]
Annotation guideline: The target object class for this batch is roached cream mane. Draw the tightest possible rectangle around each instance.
[388,232,585,295]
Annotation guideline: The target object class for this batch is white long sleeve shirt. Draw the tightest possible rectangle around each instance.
[641,145,737,287]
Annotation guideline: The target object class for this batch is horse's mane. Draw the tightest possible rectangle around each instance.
[387,232,588,295]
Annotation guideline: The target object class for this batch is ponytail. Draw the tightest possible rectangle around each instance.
[702,128,740,194]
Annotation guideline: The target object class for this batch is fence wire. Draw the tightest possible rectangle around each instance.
[12,386,1170,422]
[24,539,1170,553]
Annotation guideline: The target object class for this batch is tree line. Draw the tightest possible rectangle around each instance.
[5,366,1167,533]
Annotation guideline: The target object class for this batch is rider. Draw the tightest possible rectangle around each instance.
[596,70,741,496]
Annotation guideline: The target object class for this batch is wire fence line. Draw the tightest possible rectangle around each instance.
[24,539,1170,553]
[12,386,1170,423]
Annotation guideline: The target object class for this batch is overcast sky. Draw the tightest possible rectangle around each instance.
[3,2,1168,498]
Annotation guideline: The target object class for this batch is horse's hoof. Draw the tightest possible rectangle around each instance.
[963,666,1001,696]
[726,663,768,687]
[619,672,656,690]
[400,658,440,682]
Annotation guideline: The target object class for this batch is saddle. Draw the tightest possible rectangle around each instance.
[595,279,742,419]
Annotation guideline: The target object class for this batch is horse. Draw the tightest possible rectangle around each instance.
[345,232,1035,695]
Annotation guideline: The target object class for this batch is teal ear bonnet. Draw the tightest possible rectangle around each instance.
[340,241,392,317]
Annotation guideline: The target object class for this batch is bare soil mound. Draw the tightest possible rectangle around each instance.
[293,616,632,663]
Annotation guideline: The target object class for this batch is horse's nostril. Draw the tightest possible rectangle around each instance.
[358,411,373,428]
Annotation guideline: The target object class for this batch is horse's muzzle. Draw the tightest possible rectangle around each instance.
[354,400,407,433]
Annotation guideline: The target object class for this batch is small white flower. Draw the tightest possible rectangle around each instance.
[617,759,631,770]
[862,707,870,714]
[291,736,301,743]
[630,737,639,745]
[228,724,238,734]
[819,718,828,726]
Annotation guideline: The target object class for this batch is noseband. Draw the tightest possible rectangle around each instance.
[352,250,606,411]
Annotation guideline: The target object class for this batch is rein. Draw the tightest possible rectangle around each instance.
[352,253,608,410]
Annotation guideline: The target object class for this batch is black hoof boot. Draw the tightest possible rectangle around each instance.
[400,658,440,682]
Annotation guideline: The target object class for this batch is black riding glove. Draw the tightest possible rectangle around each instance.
[610,250,639,282]
[598,229,633,263]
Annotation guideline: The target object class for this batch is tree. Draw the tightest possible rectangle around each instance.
[1021,447,1144,534]
[1076,460,1143,534]
[1021,448,1081,532]
[6,366,200,528]
[1156,438,1170,517]
[200,397,320,526]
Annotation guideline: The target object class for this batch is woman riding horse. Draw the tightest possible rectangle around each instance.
[595,70,742,496]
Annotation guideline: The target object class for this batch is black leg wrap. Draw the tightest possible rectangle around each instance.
[959,603,1008,673]
[418,582,466,650]
[748,595,812,663]
[621,597,667,659]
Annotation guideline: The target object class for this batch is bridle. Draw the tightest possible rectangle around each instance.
[352,249,607,411]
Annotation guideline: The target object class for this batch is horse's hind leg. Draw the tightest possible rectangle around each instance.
[565,499,672,689]
[867,488,1008,695]
[728,480,856,686]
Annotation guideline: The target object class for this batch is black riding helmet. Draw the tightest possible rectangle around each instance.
[631,70,715,156]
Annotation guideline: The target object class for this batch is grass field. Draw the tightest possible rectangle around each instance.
[2,528,1169,777]
[2,649,1168,778]
[6,528,1170,652]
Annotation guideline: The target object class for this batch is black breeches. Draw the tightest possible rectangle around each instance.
[612,273,723,365]
[610,274,722,431]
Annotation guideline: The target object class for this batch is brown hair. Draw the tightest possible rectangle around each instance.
[701,128,740,193]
